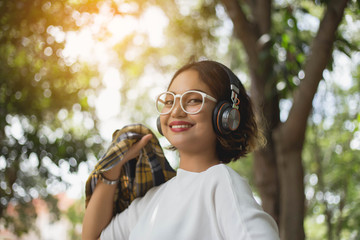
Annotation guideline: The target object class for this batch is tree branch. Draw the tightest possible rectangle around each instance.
[282,0,349,147]
[220,0,258,61]
[249,0,272,35]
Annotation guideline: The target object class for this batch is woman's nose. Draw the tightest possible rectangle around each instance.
[171,100,186,117]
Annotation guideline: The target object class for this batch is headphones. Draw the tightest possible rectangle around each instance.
[157,61,241,136]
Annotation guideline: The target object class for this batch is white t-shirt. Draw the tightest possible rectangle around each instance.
[101,164,279,240]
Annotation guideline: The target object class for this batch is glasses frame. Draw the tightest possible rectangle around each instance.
[156,90,217,115]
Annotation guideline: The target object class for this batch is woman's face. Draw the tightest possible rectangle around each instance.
[160,69,217,152]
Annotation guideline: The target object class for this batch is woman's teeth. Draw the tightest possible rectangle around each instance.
[171,125,192,129]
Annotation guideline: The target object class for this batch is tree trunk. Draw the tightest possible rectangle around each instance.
[250,64,281,225]
[273,126,305,240]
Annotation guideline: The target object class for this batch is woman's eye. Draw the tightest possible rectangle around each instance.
[187,98,202,105]
[164,100,173,106]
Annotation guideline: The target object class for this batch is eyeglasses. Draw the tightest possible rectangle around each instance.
[156,90,217,115]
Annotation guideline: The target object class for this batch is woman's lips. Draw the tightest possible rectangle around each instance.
[169,121,194,132]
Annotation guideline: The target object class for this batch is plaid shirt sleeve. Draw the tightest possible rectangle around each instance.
[85,124,176,215]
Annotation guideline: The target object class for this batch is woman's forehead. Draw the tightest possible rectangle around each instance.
[168,70,213,95]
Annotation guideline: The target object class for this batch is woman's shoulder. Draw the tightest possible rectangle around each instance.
[206,164,255,199]
[209,166,280,239]
[208,164,249,184]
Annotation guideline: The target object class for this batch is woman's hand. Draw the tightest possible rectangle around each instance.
[122,134,153,164]
[102,134,153,180]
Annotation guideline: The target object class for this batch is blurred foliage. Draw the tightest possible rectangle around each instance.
[64,197,85,240]
[0,0,103,236]
[303,65,360,239]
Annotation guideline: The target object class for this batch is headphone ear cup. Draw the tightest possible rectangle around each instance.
[226,107,241,131]
[212,101,241,135]
[213,101,232,135]
[156,117,163,136]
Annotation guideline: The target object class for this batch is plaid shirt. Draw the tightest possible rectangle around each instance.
[85,124,176,215]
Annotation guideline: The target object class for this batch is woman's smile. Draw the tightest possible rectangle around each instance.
[169,121,194,132]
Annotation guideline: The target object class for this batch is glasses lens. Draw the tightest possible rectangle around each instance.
[156,92,174,114]
[181,91,204,114]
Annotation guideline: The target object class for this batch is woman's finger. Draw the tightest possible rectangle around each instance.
[124,134,153,161]
[133,134,153,151]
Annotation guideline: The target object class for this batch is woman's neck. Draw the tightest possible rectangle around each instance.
[178,150,220,173]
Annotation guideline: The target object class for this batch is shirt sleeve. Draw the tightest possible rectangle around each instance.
[216,167,280,240]
[100,186,160,240]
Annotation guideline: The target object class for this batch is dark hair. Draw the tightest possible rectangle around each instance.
[168,60,264,163]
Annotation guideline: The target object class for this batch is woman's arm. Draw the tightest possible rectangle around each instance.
[82,134,153,240]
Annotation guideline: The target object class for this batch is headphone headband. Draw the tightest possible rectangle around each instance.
[214,62,241,95]
[231,84,239,94]
[214,62,242,110]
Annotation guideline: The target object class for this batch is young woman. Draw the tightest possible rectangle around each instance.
[82,60,280,240]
